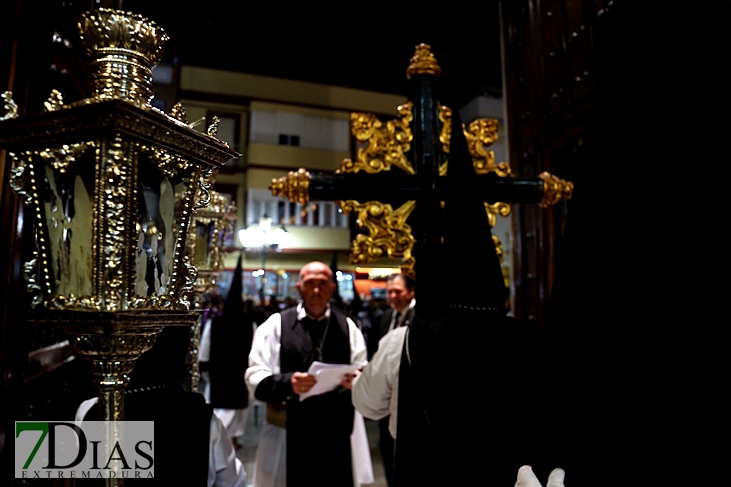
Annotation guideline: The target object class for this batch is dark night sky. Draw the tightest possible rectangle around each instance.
[120,2,504,109]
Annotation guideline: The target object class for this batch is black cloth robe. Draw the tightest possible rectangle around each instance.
[393,311,538,487]
[207,312,253,409]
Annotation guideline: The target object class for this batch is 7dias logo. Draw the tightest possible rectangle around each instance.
[15,421,154,479]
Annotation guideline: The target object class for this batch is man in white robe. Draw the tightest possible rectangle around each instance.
[245,261,370,487]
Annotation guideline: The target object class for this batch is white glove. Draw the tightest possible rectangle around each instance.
[515,465,565,487]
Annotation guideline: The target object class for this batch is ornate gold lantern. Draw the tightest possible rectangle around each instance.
[188,191,237,295]
[0,9,238,424]
[184,190,237,392]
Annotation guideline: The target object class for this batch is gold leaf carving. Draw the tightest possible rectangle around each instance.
[439,104,452,153]
[338,200,416,278]
[97,133,131,311]
[438,104,452,177]
[484,202,512,228]
[464,118,512,177]
[38,142,92,173]
[194,167,216,210]
[180,255,196,309]
[138,143,193,178]
[338,103,414,175]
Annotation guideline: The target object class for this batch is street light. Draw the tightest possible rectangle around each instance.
[238,214,291,299]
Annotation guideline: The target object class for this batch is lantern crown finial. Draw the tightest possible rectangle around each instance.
[77,8,169,107]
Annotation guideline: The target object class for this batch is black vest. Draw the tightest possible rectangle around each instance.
[280,306,354,487]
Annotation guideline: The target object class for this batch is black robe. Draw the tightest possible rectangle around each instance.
[394,311,538,487]
[208,313,253,409]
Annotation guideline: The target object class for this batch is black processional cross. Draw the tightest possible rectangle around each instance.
[270,44,573,322]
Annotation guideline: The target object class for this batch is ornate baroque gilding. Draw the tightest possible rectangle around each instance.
[271,167,311,206]
[268,45,574,287]
[438,104,452,176]
[464,118,513,177]
[337,102,414,175]
[484,202,512,228]
[337,199,416,278]
[539,171,574,208]
[406,43,442,79]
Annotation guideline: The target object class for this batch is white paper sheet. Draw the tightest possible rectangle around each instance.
[299,361,359,401]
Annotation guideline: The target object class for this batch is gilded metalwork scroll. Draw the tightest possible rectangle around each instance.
[337,102,414,175]
[337,200,417,278]
[438,105,452,176]
[464,118,512,177]
[484,202,512,228]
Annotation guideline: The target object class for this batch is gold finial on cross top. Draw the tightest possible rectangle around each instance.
[406,43,441,79]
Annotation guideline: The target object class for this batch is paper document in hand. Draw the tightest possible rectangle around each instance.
[300,361,359,401]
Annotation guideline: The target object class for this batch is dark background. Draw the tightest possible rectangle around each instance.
[118,2,504,109]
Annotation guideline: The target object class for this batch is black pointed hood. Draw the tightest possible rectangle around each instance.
[208,251,251,408]
[223,252,244,316]
[442,109,507,315]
